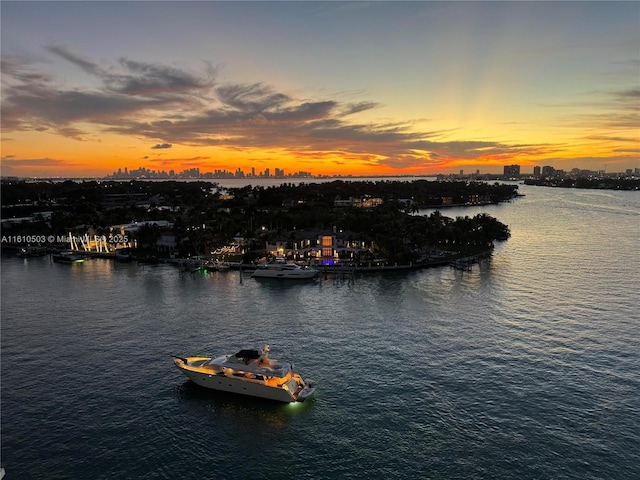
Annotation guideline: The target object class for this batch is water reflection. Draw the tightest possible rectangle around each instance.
[173,380,313,430]
[2,184,639,480]
[252,276,319,291]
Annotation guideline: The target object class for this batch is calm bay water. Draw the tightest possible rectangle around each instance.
[1,184,639,479]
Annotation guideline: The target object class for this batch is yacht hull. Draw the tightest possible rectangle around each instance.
[251,270,318,279]
[178,366,295,402]
[251,260,318,279]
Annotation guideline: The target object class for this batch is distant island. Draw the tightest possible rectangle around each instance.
[523,177,639,190]
[1,179,522,268]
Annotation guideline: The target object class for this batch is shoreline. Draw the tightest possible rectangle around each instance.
[1,245,491,274]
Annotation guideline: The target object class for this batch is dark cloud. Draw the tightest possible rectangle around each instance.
[612,88,640,103]
[548,87,640,132]
[151,143,172,149]
[45,45,214,96]
[1,47,210,138]
[271,101,337,123]
[1,77,167,135]
[216,83,290,112]
[339,101,379,117]
[603,88,640,128]
[112,59,214,96]
[45,44,105,77]
[1,57,54,85]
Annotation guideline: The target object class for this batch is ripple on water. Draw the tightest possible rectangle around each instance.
[1,187,639,479]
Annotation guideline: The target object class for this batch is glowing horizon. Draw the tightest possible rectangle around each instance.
[1,1,638,178]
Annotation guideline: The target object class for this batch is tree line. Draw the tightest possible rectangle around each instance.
[1,179,514,263]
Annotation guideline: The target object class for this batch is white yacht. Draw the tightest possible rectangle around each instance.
[172,345,316,403]
[251,258,318,279]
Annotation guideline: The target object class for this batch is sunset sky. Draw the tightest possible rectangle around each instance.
[1,1,639,178]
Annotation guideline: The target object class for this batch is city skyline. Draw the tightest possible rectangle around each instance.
[103,162,636,181]
[1,1,639,178]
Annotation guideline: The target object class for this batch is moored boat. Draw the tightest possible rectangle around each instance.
[52,250,85,263]
[114,247,132,262]
[172,345,316,403]
[18,246,48,257]
[251,258,318,279]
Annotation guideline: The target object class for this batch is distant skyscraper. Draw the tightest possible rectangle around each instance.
[503,164,520,178]
[533,166,541,177]
[542,165,555,177]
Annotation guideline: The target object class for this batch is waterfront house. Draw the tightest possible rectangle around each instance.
[333,195,384,208]
[265,229,375,263]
